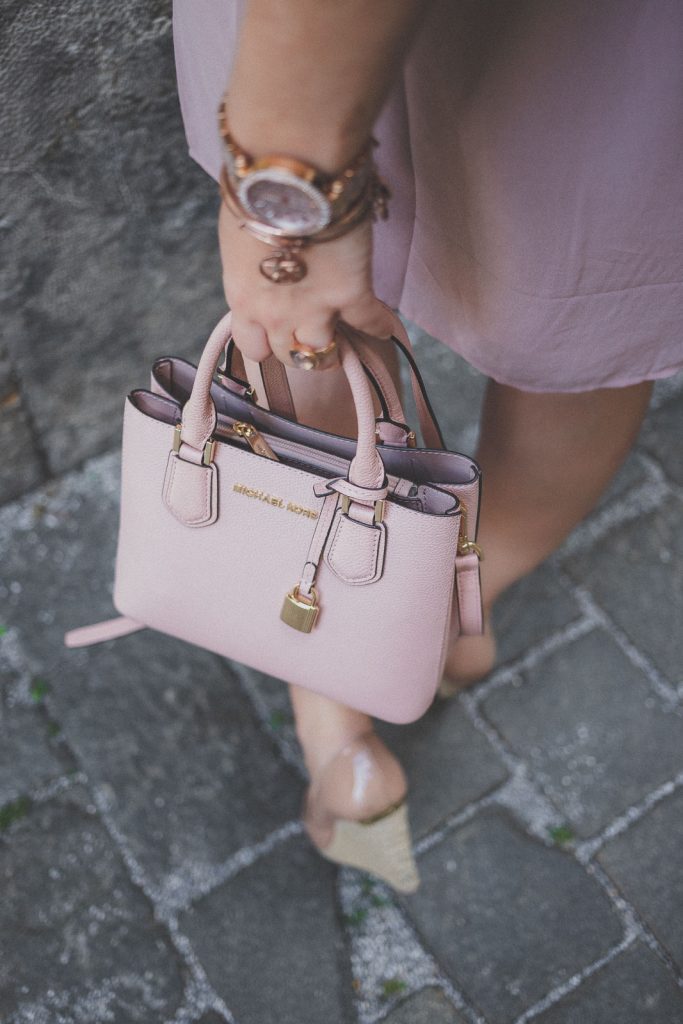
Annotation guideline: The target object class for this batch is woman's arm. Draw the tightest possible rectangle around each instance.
[227,0,429,170]
[219,0,429,365]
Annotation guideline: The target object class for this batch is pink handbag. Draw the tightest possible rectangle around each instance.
[65,308,483,724]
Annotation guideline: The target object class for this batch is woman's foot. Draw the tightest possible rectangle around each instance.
[438,613,496,697]
[289,685,419,891]
[301,730,420,892]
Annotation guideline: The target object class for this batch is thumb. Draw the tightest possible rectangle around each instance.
[338,294,397,342]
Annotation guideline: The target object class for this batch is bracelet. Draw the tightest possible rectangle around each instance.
[218,96,379,230]
[217,95,391,283]
[218,162,391,284]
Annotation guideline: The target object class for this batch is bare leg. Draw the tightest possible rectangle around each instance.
[444,378,654,683]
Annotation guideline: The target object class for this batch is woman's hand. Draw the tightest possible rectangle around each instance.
[218,199,396,366]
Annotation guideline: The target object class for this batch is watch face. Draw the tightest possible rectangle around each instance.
[238,169,331,234]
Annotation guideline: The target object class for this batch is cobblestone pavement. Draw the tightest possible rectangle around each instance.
[1,334,682,1024]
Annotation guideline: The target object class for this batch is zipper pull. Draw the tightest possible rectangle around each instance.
[231,421,279,461]
[457,499,483,559]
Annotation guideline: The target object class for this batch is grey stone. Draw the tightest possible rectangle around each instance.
[0,396,43,504]
[652,370,683,409]
[638,394,683,486]
[403,809,623,1024]
[562,496,683,685]
[481,629,683,837]
[55,633,305,907]
[532,941,683,1024]
[377,698,508,839]
[1,0,226,487]
[598,787,683,969]
[405,322,486,453]
[0,348,43,503]
[0,452,130,669]
[0,455,304,904]
[179,834,351,1024]
[385,987,466,1024]
[0,665,73,805]
[593,449,652,509]
[491,562,582,667]
[0,784,184,1022]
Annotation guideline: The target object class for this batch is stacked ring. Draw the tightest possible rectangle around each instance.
[289,331,338,370]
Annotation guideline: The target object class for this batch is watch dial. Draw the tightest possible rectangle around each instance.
[243,179,328,233]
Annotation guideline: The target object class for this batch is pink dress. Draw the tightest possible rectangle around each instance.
[172,0,683,392]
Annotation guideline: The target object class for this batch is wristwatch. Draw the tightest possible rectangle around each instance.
[217,97,375,236]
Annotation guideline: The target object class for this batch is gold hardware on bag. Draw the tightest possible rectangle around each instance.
[457,500,483,559]
[281,585,320,633]
[173,423,217,466]
[231,421,279,461]
[341,495,385,525]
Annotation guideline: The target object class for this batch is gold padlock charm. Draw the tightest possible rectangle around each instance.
[280,585,319,633]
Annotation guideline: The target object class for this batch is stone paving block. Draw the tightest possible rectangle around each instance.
[0,453,128,669]
[55,632,304,908]
[403,809,623,1024]
[0,665,73,805]
[385,987,466,1024]
[0,456,304,906]
[0,784,184,1023]
[481,629,683,838]
[652,370,683,408]
[562,496,683,685]
[637,394,683,486]
[179,834,351,1024]
[491,562,583,667]
[597,787,683,969]
[377,697,508,839]
[593,449,652,509]
[532,940,683,1023]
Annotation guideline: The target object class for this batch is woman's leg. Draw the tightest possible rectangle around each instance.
[444,378,654,681]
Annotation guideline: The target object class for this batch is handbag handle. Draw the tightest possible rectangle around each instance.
[225,301,446,449]
[178,311,386,490]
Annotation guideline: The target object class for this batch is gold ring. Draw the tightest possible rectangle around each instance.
[289,331,337,370]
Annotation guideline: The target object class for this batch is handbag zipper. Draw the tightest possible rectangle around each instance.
[228,421,280,461]
[457,500,483,559]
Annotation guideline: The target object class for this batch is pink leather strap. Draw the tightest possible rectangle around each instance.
[455,552,484,636]
[178,311,385,491]
[64,615,144,648]
[231,347,298,420]
[298,490,341,597]
[221,305,446,450]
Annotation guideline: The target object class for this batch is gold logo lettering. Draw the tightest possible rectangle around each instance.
[233,483,319,519]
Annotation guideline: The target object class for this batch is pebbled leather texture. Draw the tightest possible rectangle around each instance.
[150,350,485,635]
[325,511,387,586]
[455,551,484,635]
[111,391,461,723]
[162,450,218,527]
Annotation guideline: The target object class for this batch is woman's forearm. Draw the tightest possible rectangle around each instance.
[226,0,430,171]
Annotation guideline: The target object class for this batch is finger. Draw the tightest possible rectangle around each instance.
[268,315,339,369]
[229,314,271,363]
[291,315,341,370]
[338,295,396,341]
